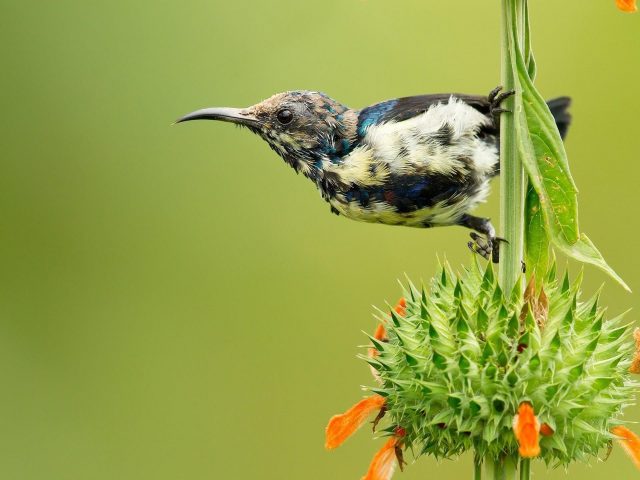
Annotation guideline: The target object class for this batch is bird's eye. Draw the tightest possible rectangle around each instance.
[276,109,293,125]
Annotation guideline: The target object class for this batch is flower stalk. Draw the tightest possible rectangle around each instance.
[474,453,482,480]
[494,0,528,476]
[498,0,525,298]
[487,456,516,480]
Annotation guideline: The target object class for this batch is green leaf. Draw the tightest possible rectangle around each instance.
[529,353,540,371]
[506,1,629,292]
[476,305,489,332]
[432,352,447,370]
[405,353,419,367]
[554,233,630,292]
[458,355,471,374]
[481,262,495,291]
[524,184,549,282]
[390,310,401,327]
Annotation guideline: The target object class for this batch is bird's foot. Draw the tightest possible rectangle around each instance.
[468,233,492,261]
[468,232,507,263]
[488,85,515,119]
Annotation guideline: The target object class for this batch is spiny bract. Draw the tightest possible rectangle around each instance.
[365,259,636,465]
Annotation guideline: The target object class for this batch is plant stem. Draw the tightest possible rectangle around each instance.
[485,455,517,480]
[476,2,531,479]
[519,459,531,480]
[474,451,482,480]
[498,0,525,295]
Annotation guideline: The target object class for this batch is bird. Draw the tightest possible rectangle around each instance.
[177,87,571,261]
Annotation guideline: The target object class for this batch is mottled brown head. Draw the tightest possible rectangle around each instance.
[178,90,358,176]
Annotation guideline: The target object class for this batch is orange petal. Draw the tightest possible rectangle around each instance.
[394,298,406,317]
[617,0,637,12]
[540,423,555,437]
[325,395,386,449]
[373,323,388,342]
[362,429,405,480]
[612,426,640,469]
[362,437,398,480]
[630,328,640,374]
[513,402,541,458]
[369,324,389,380]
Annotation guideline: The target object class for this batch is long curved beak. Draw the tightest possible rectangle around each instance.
[175,107,261,128]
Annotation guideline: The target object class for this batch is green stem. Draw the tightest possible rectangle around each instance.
[474,451,482,480]
[493,458,505,480]
[498,0,526,294]
[481,2,530,477]
[519,459,531,480]
[485,455,517,480]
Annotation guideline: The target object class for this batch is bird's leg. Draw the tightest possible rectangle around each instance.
[458,214,505,263]
[488,85,515,121]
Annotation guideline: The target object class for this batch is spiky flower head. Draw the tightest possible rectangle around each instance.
[326,259,640,478]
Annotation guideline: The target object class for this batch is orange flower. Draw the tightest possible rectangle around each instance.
[617,0,638,12]
[612,426,640,469]
[325,395,386,449]
[394,297,407,317]
[362,428,406,480]
[513,402,541,458]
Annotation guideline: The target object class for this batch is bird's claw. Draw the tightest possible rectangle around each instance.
[468,233,507,263]
[488,86,515,119]
[468,233,491,261]
[487,86,503,104]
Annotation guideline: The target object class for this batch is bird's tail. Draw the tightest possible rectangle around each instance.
[546,97,572,140]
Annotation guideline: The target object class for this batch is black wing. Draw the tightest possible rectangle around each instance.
[381,94,490,122]
[357,93,491,136]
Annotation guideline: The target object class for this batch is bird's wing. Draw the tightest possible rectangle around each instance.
[357,94,490,135]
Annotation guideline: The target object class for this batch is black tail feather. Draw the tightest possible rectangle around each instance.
[547,97,572,140]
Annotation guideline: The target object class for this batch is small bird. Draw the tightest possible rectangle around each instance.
[177,88,570,261]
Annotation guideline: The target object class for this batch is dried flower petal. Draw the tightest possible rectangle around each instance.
[612,426,640,469]
[513,402,541,458]
[536,287,549,328]
[325,395,386,449]
[629,328,640,374]
[617,0,638,12]
[372,404,387,432]
[362,429,405,480]
[520,276,548,328]
[523,275,537,305]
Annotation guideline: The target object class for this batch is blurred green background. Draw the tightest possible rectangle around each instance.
[1,1,639,478]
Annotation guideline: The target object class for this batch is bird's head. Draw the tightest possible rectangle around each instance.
[177,91,358,177]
